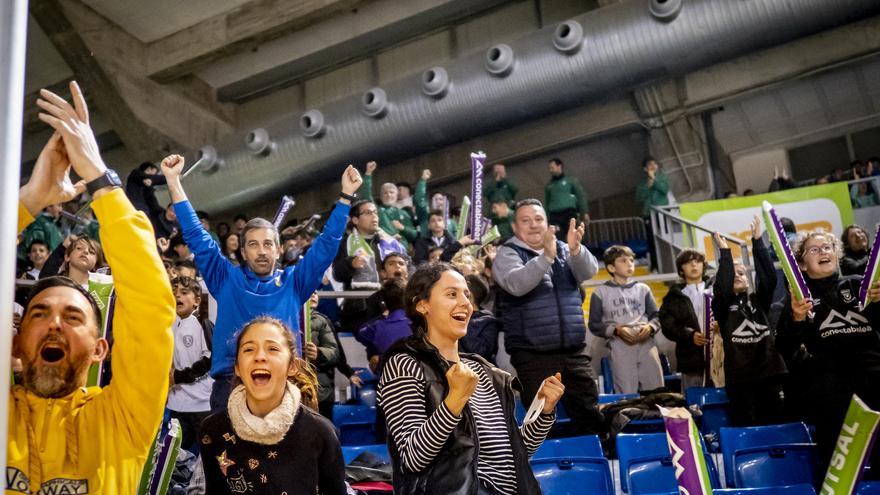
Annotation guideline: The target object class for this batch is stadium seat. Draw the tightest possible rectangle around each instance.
[659,354,682,393]
[600,357,614,394]
[515,398,573,437]
[651,485,817,494]
[332,404,378,445]
[685,387,731,452]
[533,434,603,460]
[616,432,721,494]
[858,481,880,494]
[341,444,390,464]
[719,423,816,488]
[531,457,614,495]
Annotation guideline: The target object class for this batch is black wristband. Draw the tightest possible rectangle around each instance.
[339,192,357,202]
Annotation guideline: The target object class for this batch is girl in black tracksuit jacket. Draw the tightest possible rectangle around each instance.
[712,227,787,427]
[776,230,880,476]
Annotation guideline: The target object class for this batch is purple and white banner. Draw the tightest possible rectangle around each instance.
[660,407,714,495]
[470,152,486,242]
[762,200,812,305]
[272,195,296,229]
[858,223,880,311]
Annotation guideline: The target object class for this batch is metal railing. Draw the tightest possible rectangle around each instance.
[650,205,751,275]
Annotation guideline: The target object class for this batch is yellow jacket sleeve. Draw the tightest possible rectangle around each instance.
[87,188,175,449]
[18,202,34,234]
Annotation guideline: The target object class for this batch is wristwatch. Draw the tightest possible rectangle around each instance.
[339,191,357,202]
[86,169,122,195]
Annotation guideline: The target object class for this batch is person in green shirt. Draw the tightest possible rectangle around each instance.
[357,161,419,248]
[635,157,670,217]
[544,157,589,239]
[19,203,64,263]
[489,198,514,240]
[635,157,670,272]
[484,163,518,205]
[413,168,458,239]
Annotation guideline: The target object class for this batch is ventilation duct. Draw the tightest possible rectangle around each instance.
[183,0,880,213]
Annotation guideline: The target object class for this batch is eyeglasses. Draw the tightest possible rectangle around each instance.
[357,208,378,217]
[805,244,835,256]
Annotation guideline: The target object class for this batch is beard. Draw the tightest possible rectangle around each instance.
[22,353,90,398]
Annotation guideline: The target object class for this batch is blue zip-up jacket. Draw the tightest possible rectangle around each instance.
[175,199,350,377]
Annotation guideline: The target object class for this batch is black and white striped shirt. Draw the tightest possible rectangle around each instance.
[378,354,555,495]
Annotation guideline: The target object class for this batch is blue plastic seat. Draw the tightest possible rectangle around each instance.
[616,432,721,494]
[651,485,816,495]
[341,444,389,464]
[719,423,816,488]
[531,457,614,495]
[332,404,378,445]
[600,357,614,394]
[658,354,681,393]
[534,435,603,460]
[685,387,731,452]
[858,481,880,494]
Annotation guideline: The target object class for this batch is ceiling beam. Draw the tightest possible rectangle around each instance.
[30,0,237,160]
[145,0,364,83]
[30,0,176,158]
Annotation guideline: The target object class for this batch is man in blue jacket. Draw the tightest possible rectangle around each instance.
[162,154,362,409]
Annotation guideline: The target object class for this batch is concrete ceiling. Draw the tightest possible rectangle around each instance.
[82,0,253,43]
[712,54,880,157]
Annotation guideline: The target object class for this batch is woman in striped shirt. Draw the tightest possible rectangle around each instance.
[378,262,564,495]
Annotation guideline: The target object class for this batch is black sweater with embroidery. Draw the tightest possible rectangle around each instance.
[199,406,346,495]
[712,238,786,384]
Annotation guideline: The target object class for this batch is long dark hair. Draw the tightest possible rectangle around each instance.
[233,316,319,411]
[405,262,462,338]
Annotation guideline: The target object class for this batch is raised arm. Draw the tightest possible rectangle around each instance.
[162,155,232,294]
[749,217,777,312]
[36,81,175,447]
[293,166,359,302]
[357,161,377,202]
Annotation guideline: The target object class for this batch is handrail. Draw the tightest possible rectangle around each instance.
[650,206,748,247]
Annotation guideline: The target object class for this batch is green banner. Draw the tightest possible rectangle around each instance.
[821,395,880,495]
[678,183,854,261]
[87,272,115,387]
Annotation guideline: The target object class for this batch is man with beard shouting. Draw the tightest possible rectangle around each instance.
[8,81,175,494]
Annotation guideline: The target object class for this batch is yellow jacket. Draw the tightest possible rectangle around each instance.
[7,189,175,494]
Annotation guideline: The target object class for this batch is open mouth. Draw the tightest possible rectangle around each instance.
[451,311,469,322]
[251,370,271,386]
[818,257,832,265]
[40,345,65,363]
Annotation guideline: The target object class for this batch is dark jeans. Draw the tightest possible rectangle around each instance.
[726,377,784,427]
[210,374,234,412]
[548,209,578,240]
[169,409,210,454]
[509,346,603,435]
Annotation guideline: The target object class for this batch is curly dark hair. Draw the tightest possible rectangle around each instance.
[405,262,462,338]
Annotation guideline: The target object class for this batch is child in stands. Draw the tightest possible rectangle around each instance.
[356,278,412,376]
[588,245,664,394]
[168,276,213,453]
[459,274,500,363]
[711,218,786,426]
[777,230,880,475]
[199,317,345,494]
[660,249,713,392]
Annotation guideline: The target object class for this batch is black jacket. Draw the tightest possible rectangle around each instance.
[840,247,869,277]
[777,273,880,376]
[413,231,463,265]
[200,403,346,495]
[382,336,542,495]
[124,168,166,218]
[332,231,383,332]
[712,238,786,384]
[660,277,713,374]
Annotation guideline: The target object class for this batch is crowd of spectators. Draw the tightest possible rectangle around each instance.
[9,81,880,494]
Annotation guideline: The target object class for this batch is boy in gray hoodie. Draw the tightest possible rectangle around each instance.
[588,245,664,394]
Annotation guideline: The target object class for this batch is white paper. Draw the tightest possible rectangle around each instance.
[522,379,547,426]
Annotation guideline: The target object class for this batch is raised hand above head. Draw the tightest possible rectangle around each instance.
[341,164,363,197]
[365,161,377,176]
[160,154,185,179]
[20,133,86,216]
[36,81,106,183]
[750,215,762,240]
[566,218,585,256]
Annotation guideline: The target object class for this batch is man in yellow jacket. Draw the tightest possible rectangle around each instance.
[7,81,175,494]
